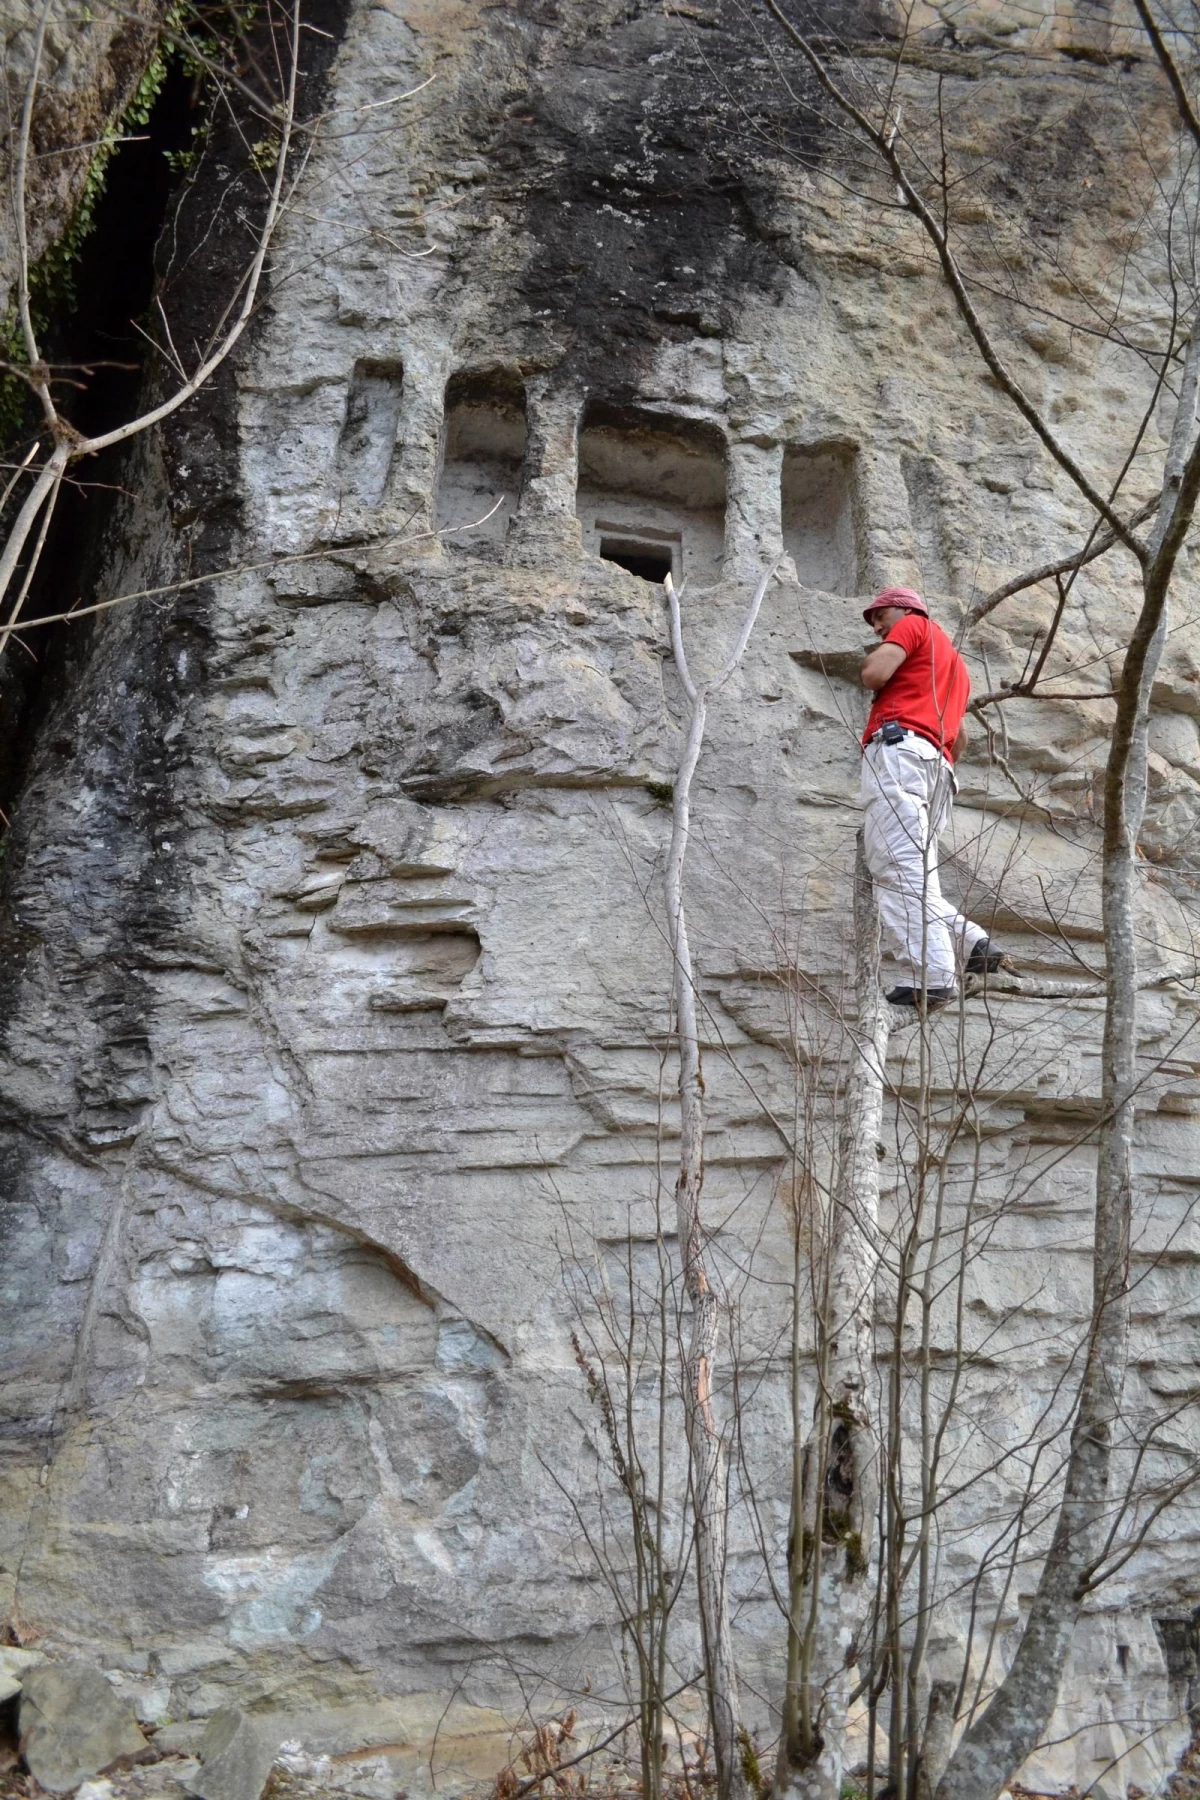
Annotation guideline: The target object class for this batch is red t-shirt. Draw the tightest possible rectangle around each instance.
[862,615,970,760]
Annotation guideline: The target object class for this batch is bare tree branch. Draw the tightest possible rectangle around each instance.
[967,497,1159,625]
[760,0,1149,558]
[1131,0,1200,153]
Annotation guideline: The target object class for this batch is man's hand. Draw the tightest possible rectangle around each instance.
[860,642,908,690]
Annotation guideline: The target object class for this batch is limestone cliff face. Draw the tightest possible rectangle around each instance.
[3,1,1200,1792]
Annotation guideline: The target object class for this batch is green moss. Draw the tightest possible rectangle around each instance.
[645,779,674,805]
[0,52,158,441]
[842,1529,867,1579]
[738,1728,765,1796]
[0,0,226,445]
[818,1506,867,1580]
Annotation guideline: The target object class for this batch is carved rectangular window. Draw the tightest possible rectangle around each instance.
[577,402,725,586]
[596,521,681,583]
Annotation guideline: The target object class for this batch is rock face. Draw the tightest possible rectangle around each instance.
[2,1,1200,1795]
[0,1644,45,1704]
[185,1706,280,1800]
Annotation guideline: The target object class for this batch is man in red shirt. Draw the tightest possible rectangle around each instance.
[859,586,1004,1009]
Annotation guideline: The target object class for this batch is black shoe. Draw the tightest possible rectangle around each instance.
[965,938,1005,975]
[886,985,956,1011]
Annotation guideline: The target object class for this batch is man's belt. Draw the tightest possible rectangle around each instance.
[866,724,951,761]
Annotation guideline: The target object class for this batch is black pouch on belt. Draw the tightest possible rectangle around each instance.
[880,719,905,745]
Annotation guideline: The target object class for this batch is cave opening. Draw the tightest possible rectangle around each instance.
[0,57,198,828]
[62,61,198,439]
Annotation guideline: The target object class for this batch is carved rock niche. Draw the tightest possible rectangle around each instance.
[436,368,528,552]
[336,358,404,508]
[575,401,727,586]
[782,443,860,595]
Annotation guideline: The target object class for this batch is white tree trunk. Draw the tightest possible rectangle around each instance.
[664,567,776,1800]
[667,682,745,1800]
[777,837,887,1800]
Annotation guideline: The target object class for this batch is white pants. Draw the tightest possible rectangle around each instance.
[860,736,987,990]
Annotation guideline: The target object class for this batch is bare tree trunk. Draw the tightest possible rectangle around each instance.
[665,566,777,1800]
[743,15,1200,1790]
[776,837,888,1800]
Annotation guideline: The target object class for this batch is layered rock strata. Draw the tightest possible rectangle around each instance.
[3,2,1200,1794]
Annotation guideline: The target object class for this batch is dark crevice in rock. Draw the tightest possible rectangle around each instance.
[0,55,197,834]
[0,0,355,1069]
[0,2,357,1486]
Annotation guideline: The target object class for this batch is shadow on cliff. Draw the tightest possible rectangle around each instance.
[0,0,352,1148]
[450,0,898,393]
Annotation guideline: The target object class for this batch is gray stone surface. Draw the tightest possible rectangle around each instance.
[185,1706,280,1800]
[1,2,1200,1798]
[18,1659,148,1793]
[0,1643,45,1701]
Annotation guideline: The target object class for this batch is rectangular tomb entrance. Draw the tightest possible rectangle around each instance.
[576,402,726,585]
[436,369,527,553]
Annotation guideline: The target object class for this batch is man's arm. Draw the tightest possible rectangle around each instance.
[860,642,908,690]
[952,716,969,761]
